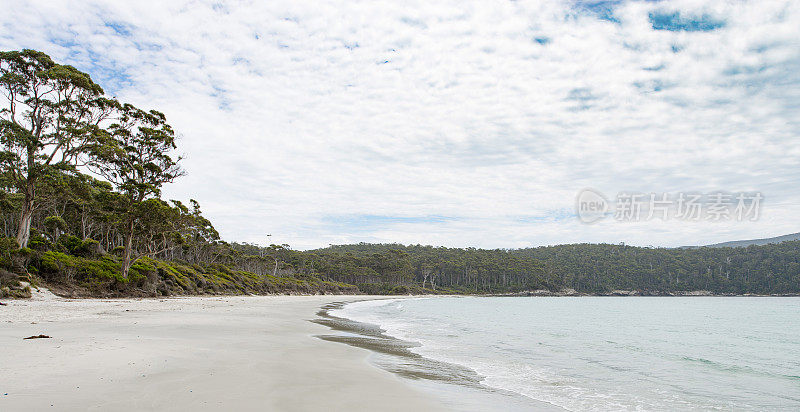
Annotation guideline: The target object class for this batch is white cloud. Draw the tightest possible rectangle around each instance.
[1,0,799,249]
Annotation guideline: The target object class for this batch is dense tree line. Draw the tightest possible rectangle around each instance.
[309,244,554,293]
[307,242,800,295]
[515,243,800,294]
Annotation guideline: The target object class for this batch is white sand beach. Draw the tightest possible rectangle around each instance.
[0,292,444,411]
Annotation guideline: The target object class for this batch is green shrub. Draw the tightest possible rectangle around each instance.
[389,285,410,295]
[0,237,16,269]
[58,235,83,255]
[27,232,51,251]
[68,238,103,257]
[14,247,32,258]
[128,259,155,283]
[37,251,126,285]
[38,251,65,274]
[356,283,395,294]
[27,247,359,297]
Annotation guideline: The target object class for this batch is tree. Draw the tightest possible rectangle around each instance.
[173,199,222,263]
[90,103,183,278]
[0,49,114,247]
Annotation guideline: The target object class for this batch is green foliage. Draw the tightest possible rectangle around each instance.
[38,251,124,286]
[73,238,102,257]
[57,235,83,254]
[15,247,32,258]
[514,242,800,294]
[21,244,358,297]
[313,242,800,295]
[44,215,67,237]
[27,231,51,251]
[0,49,113,247]
[0,237,16,268]
[310,244,548,293]
[86,100,185,279]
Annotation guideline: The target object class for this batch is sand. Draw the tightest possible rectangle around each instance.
[0,291,445,411]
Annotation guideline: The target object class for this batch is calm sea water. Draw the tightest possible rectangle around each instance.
[331,297,800,411]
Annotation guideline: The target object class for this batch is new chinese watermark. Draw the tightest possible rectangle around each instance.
[576,189,763,223]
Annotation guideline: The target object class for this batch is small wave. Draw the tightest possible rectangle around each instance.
[679,356,775,378]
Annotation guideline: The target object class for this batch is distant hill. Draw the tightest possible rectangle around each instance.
[698,232,800,248]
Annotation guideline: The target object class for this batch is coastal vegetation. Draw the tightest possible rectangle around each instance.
[314,242,800,295]
[1,49,798,298]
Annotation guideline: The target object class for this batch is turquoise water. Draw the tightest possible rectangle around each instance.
[333,297,800,411]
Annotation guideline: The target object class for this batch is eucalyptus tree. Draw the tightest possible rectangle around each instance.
[173,199,222,264]
[90,103,184,278]
[0,49,114,247]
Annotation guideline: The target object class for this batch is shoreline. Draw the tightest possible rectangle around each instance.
[0,291,445,411]
[5,282,797,305]
[313,298,565,411]
[5,286,796,304]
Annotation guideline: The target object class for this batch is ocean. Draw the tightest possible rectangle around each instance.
[321,297,800,411]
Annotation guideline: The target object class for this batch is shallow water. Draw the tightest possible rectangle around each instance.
[329,297,800,411]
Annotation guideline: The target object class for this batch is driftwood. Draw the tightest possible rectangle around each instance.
[23,335,51,340]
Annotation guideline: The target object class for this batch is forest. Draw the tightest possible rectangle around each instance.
[312,242,800,295]
[1,49,798,298]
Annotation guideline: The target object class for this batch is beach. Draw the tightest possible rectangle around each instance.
[0,291,444,411]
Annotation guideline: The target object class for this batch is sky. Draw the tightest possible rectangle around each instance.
[1,0,799,249]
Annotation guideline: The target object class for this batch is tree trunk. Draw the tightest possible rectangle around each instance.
[121,219,135,279]
[81,208,89,239]
[15,180,35,248]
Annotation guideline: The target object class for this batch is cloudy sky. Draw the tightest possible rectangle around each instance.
[2,0,799,249]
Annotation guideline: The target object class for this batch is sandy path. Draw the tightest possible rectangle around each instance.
[0,292,445,411]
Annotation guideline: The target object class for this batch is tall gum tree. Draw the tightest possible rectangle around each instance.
[90,103,184,279]
[0,49,113,247]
